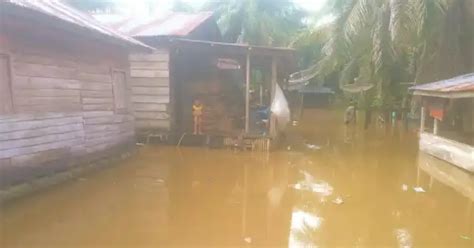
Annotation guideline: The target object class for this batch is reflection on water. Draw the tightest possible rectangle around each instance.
[289,209,323,247]
[0,109,473,247]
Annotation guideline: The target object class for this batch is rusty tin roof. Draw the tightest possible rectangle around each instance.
[411,73,474,98]
[2,0,152,50]
[95,12,214,37]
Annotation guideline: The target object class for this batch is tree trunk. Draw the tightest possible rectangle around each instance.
[364,109,372,130]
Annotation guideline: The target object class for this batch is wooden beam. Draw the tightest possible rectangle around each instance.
[245,53,250,134]
[271,57,277,102]
[420,107,426,132]
[270,57,277,137]
[434,118,439,135]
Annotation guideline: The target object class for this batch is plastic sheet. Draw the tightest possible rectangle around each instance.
[271,84,290,133]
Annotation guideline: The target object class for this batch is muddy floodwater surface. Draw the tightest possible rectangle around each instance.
[1,110,473,247]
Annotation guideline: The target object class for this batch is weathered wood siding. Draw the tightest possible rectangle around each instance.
[419,132,474,172]
[0,17,135,187]
[129,50,171,132]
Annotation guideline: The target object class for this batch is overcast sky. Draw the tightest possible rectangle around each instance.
[115,0,328,15]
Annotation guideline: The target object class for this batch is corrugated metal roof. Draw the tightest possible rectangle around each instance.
[172,38,296,55]
[95,12,214,37]
[411,73,474,93]
[2,0,152,50]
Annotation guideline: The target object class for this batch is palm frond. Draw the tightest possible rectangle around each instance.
[389,0,413,47]
[343,0,373,42]
[372,3,394,79]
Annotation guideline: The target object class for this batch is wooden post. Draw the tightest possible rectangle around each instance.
[420,107,426,132]
[271,57,277,102]
[269,57,277,137]
[434,118,439,135]
[245,52,250,134]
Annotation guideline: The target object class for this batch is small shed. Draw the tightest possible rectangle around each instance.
[0,0,152,188]
[411,73,474,172]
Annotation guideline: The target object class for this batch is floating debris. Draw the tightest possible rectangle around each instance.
[78,178,87,182]
[460,235,471,241]
[306,143,321,150]
[332,197,344,205]
[289,183,303,190]
[136,143,145,146]
[394,228,412,247]
[289,181,333,196]
[287,146,292,151]
[244,237,252,244]
[155,179,165,184]
[402,184,408,191]
[292,120,298,126]
[413,187,426,193]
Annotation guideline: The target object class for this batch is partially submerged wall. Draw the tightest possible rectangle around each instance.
[419,133,474,173]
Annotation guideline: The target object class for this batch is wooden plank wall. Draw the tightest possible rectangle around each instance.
[129,50,171,132]
[0,20,136,187]
[420,133,474,172]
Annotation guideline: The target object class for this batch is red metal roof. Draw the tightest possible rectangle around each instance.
[411,73,474,93]
[2,0,152,50]
[95,12,214,37]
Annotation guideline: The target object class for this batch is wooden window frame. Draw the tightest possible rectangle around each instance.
[111,69,129,114]
[0,53,14,114]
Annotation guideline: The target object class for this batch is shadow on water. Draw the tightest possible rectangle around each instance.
[0,109,472,247]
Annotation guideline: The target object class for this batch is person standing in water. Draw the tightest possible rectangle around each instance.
[192,99,204,135]
[344,99,356,125]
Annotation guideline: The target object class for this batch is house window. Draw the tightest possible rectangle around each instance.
[0,54,13,114]
[112,70,128,112]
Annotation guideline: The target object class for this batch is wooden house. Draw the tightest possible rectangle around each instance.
[97,14,296,150]
[95,12,222,136]
[166,39,295,143]
[0,0,152,188]
[411,73,474,172]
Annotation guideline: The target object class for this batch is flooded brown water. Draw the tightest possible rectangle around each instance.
[1,109,473,247]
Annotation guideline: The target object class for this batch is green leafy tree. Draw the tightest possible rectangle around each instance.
[293,0,474,110]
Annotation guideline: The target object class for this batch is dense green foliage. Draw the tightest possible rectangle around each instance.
[292,0,474,109]
[202,0,306,46]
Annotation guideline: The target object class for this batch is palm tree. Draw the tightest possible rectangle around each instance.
[293,0,473,110]
[202,0,306,46]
